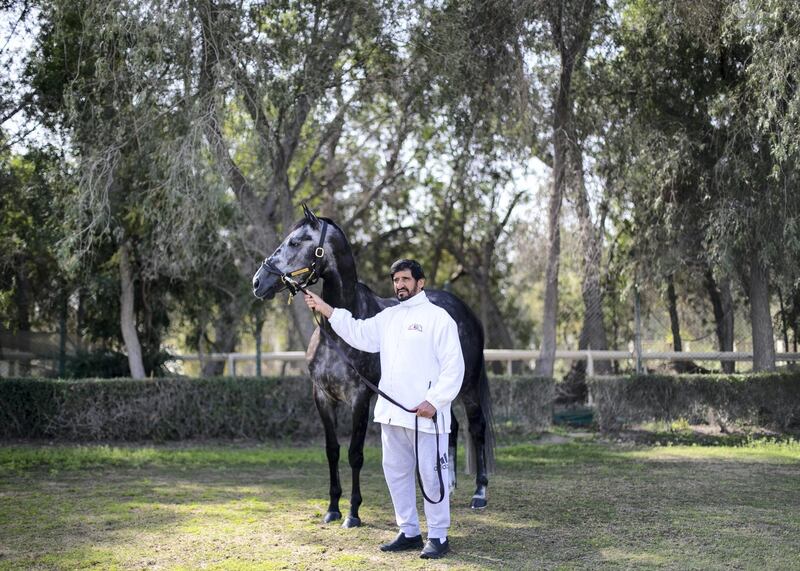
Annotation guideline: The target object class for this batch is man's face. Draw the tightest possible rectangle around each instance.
[392,269,424,301]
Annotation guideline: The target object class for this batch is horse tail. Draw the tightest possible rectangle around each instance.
[465,358,496,475]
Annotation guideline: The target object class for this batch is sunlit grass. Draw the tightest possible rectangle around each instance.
[0,437,798,569]
[0,443,383,474]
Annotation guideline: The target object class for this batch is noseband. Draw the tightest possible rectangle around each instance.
[260,220,329,298]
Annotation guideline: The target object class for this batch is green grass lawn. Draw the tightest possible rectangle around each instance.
[0,436,799,570]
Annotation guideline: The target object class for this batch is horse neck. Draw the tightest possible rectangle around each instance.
[321,247,360,313]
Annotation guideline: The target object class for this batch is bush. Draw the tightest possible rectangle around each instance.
[0,375,554,442]
[0,377,317,441]
[488,375,555,434]
[589,372,800,431]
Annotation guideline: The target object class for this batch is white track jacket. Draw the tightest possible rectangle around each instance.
[328,290,465,434]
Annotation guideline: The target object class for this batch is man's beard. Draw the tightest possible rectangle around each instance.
[395,284,420,301]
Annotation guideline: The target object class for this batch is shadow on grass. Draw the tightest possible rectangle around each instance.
[1,439,799,570]
[0,445,387,569]
[611,428,800,447]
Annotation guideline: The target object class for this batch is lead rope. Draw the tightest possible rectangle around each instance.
[309,308,446,504]
[269,219,444,503]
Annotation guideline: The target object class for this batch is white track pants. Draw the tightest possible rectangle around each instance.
[381,423,450,540]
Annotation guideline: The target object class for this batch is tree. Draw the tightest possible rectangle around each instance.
[0,147,66,372]
[406,0,534,351]
[28,0,232,377]
[196,0,402,352]
[0,0,36,149]
[718,0,800,369]
[600,1,742,372]
[533,0,599,377]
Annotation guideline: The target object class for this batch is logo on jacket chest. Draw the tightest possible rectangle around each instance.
[407,323,423,332]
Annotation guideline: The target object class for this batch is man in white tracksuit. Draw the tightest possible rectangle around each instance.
[303,259,464,559]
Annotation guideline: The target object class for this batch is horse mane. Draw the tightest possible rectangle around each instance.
[299,215,397,317]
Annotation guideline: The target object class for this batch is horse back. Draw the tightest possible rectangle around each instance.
[353,284,485,373]
[425,289,486,372]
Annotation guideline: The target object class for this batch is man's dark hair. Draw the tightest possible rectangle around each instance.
[390,259,425,280]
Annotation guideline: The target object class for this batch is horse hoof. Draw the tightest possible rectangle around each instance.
[324,511,342,523]
[342,516,362,528]
[470,497,488,510]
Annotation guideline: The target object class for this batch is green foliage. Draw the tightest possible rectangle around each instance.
[0,147,68,330]
[737,0,800,168]
[8,0,800,380]
[590,371,800,431]
[63,349,171,379]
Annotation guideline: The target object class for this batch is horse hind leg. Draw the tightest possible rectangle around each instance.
[448,410,459,493]
[342,389,371,528]
[314,390,342,523]
[465,400,489,509]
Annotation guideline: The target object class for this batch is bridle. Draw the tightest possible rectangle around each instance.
[259,219,329,299]
[258,219,446,504]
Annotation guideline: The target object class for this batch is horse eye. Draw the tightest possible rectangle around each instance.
[289,239,300,247]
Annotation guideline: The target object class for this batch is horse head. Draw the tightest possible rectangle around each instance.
[252,204,333,300]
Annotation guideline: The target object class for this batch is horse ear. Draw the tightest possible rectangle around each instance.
[302,202,319,225]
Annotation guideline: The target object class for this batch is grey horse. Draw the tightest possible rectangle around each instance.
[252,205,495,528]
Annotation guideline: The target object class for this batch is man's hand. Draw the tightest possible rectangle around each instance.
[414,400,437,419]
[304,291,334,318]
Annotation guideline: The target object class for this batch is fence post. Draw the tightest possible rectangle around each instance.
[228,354,235,378]
[587,347,594,377]
[634,284,644,374]
[255,334,262,378]
[254,314,266,377]
[59,294,67,378]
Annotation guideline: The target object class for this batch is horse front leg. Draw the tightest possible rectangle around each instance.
[314,391,342,523]
[343,390,371,528]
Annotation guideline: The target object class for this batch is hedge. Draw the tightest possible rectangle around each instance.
[0,375,554,442]
[589,371,800,431]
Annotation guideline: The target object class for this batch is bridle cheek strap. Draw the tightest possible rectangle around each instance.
[260,220,328,296]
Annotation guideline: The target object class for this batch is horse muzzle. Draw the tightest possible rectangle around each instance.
[252,269,279,300]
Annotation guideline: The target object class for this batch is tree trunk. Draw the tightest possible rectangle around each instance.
[705,270,735,373]
[535,0,595,377]
[12,259,32,376]
[474,270,516,373]
[666,276,682,351]
[749,259,776,371]
[535,66,570,378]
[569,138,611,374]
[59,291,67,378]
[535,184,562,377]
[76,287,86,351]
[777,286,789,353]
[470,271,514,349]
[254,312,264,377]
[666,275,693,373]
[119,242,146,379]
[201,295,244,377]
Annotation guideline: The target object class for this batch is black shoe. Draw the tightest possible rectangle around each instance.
[420,537,450,559]
[380,532,424,552]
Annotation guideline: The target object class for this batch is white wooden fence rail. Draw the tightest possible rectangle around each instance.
[173,350,800,377]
